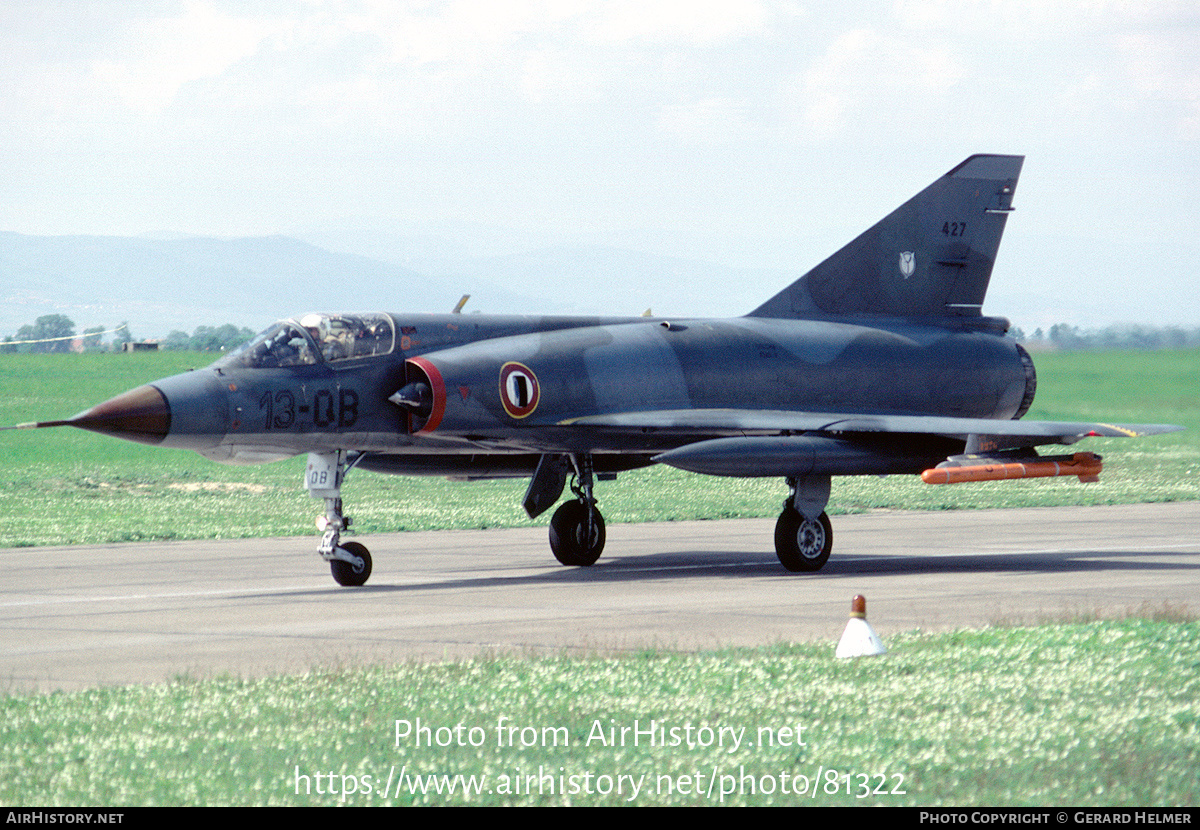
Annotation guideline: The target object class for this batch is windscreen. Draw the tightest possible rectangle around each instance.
[213,313,394,369]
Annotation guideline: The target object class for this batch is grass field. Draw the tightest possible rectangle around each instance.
[2,348,1197,547]
[1,618,1196,806]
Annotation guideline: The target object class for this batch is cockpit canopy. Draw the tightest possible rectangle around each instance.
[214,313,395,369]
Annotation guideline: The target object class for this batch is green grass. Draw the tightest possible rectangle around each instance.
[2,349,1197,547]
[1,619,1195,806]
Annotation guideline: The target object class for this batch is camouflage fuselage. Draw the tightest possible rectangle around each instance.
[149,312,1031,469]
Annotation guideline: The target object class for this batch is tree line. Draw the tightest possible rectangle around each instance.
[1009,323,1200,351]
[1,315,255,354]
[160,324,258,352]
[5,315,1198,355]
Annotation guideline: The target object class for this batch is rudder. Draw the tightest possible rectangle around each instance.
[748,154,1024,320]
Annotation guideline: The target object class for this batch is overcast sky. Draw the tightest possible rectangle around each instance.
[2,1,1197,326]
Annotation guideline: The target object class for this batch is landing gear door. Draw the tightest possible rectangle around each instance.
[523,454,569,519]
[305,452,342,498]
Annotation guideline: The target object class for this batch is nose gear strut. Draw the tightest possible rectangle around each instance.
[306,451,372,586]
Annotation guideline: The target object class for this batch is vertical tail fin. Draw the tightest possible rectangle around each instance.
[748,154,1024,321]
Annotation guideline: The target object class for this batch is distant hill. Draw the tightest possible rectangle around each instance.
[298,226,798,319]
[391,244,794,319]
[0,232,543,339]
[0,231,799,339]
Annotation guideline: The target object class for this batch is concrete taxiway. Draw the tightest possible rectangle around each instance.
[2,502,1197,692]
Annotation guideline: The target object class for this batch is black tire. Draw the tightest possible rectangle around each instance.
[774,509,832,572]
[549,501,606,566]
[330,541,372,586]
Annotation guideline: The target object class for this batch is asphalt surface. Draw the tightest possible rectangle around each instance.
[2,502,1197,692]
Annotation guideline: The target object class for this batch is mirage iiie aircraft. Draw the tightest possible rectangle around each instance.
[15,154,1182,585]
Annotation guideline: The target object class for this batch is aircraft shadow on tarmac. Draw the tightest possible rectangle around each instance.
[824,547,1200,576]
[245,544,1200,600]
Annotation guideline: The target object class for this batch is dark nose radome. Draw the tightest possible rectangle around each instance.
[69,384,171,445]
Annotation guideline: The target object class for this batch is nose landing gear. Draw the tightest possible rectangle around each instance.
[307,451,372,586]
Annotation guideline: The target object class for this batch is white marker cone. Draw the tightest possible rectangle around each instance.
[835,595,887,658]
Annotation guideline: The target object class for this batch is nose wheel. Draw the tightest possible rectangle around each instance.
[329,541,372,586]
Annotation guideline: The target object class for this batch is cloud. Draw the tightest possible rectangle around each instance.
[585,0,771,44]
[655,97,759,145]
[788,26,963,139]
[1,0,1196,262]
[88,1,284,112]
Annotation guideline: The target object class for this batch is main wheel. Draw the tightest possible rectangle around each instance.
[774,509,832,572]
[330,541,372,586]
[549,501,606,566]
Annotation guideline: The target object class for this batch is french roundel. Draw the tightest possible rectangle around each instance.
[499,362,539,419]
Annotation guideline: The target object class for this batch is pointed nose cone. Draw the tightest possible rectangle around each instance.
[69,384,170,445]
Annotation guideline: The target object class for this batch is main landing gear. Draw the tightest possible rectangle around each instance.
[774,474,833,572]
[548,455,606,566]
[307,451,372,586]
[302,452,832,582]
[534,458,832,573]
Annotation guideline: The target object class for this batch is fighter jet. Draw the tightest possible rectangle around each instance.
[13,154,1182,585]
